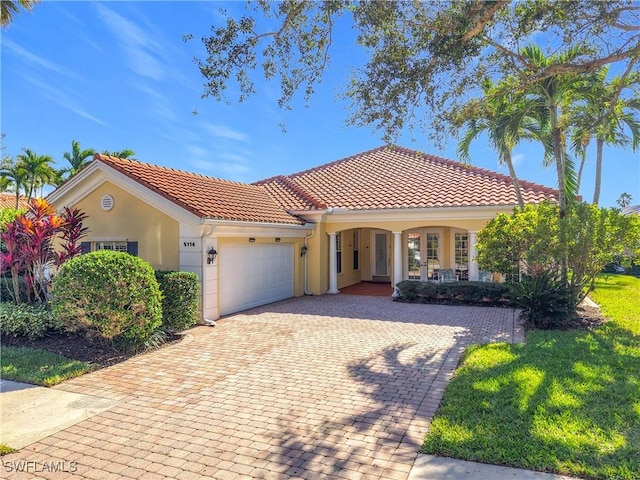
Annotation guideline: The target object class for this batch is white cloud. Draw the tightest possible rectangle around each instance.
[95,4,165,81]
[2,39,71,77]
[23,75,108,127]
[205,124,250,143]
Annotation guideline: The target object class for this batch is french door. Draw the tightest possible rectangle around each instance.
[407,229,442,281]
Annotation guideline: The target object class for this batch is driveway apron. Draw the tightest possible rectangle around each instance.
[2,295,523,480]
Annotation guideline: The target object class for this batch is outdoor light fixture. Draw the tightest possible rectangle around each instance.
[249,237,256,243]
[275,237,281,243]
[300,245,308,257]
[207,248,217,264]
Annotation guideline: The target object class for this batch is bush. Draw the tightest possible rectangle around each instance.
[155,270,200,331]
[395,280,509,306]
[506,270,579,329]
[0,302,59,339]
[51,251,162,349]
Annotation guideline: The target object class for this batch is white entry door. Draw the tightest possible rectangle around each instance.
[219,243,294,316]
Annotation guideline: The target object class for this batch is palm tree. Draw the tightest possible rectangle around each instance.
[16,149,56,201]
[617,192,633,209]
[517,45,595,282]
[519,45,592,217]
[456,78,545,210]
[1,0,39,27]
[0,157,27,208]
[60,140,95,181]
[570,66,640,204]
[102,149,135,159]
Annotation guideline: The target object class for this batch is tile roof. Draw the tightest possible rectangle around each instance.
[622,205,640,216]
[0,193,29,210]
[256,145,558,210]
[94,154,304,225]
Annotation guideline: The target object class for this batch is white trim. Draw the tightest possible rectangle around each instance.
[294,205,518,224]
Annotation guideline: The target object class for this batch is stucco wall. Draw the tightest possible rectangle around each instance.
[72,181,180,270]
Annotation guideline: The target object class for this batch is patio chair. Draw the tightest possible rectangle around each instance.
[478,270,492,282]
[439,269,458,282]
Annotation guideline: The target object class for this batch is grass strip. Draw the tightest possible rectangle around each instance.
[422,274,640,480]
[1,346,92,387]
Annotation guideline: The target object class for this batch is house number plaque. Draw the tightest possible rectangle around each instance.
[183,242,196,247]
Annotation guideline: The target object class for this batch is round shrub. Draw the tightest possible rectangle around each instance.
[155,270,200,331]
[51,250,162,347]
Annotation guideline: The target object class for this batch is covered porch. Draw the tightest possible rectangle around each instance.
[326,226,482,295]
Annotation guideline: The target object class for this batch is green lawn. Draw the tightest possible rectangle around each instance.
[1,347,92,387]
[422,274,640,480]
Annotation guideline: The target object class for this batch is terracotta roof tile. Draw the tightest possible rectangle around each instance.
[95,154,303,225]
[257,145,558,210]
[0,193,29,210]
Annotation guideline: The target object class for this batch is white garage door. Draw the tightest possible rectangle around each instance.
[219,243,294,316]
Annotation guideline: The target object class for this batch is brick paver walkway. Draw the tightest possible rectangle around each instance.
[3,295,523,480]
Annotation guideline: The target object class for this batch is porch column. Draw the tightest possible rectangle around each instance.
[392,232,403,297]
[327,232,339,294]
[468,230,479,281]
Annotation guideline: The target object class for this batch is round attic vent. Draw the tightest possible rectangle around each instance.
[101,194,114,211]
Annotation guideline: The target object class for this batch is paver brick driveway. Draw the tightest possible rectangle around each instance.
[5,295,523,480]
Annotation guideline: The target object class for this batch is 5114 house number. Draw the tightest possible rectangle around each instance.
[183,242,196,247]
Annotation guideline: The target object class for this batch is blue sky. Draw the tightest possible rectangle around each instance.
[1,1,638,208]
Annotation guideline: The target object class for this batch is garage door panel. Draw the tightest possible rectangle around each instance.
[220,244,294,316]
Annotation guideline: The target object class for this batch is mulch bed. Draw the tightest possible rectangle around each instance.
[521,304,607,331]
[3,331,183,368]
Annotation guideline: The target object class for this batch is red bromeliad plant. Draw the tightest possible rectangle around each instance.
[0,198,87,304]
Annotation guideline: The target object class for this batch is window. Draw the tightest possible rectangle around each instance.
[353,231,359,270]
[426,232,440,279]
[454,232,469,280]
[336,232,342,274]
[81,241,138,256]
[95,241,128,252]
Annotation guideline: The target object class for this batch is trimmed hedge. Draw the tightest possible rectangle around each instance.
[155,270,200,331]
[394,280,509,306]
[51,250,162,348]
[0,302,59,339]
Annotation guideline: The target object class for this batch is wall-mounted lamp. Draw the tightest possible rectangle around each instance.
[249,237,256,243]
[207,248,217,264]
[300,245,308,257]
[275,237,281,243]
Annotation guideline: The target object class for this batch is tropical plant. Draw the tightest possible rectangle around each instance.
[455,78,546,209]
[0,157,27,208]
[1,0,39,27]
[570,65,640,203]
[52,250,163,350]
[617,192,633,209]
[506,270,578,328]
[0,198,87,304]
[16,148,58,200]
[60,140,95,182]
[101,149,135,159]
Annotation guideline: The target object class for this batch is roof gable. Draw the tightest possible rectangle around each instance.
[256,145,558,211]
[94,155,304,225]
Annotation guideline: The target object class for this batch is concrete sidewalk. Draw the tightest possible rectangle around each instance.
[0,379,117,450]
[409,454,581,479]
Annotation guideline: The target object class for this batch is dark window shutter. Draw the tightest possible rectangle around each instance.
[126,241,138,256]
[81,242,91,254]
